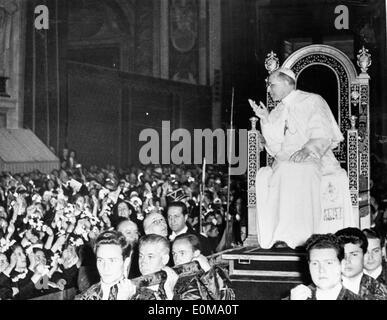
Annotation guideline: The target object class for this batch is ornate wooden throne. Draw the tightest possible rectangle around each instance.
[245,44,372,247]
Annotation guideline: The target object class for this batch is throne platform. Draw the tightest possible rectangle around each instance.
[222,246,309,299]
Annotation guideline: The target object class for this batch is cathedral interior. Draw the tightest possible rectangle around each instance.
[0,0,385,168]
[0,0,386,301]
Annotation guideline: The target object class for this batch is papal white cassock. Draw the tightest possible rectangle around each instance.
[256,89,355,249]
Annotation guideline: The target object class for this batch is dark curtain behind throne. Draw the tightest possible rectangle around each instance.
[297,65,339,125]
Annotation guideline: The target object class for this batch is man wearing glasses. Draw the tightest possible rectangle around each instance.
[249,67,354,250]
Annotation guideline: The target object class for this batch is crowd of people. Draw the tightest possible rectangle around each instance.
[289,227,387,300]
[1,145,387,300]
[0,148,246,300]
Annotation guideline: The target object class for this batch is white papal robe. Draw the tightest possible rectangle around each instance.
[256,90,355,249]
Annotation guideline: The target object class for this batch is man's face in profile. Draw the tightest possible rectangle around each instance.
[266,73,289,102]
[309,248,342,290]
[364,238,384,273]
[342,243,364,278]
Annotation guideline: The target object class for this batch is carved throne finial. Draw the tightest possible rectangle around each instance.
[350,115,357,130]
[264,51,279,74]
[250,117,258,130]
[357,47,372,74]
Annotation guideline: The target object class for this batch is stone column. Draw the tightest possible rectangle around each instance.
[208,0,221,129]
[0,0,25,129]
[159,0,169,79]
[198,0,207,85]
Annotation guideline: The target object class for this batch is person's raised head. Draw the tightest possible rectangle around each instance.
[138,234,170,275]
[143,212,168,238]
[167,201,188,234]
[172,233,201,266]
[362,228,385,273]
[305,234,344,291]
[336,227,368,279]
[94,230,130,285]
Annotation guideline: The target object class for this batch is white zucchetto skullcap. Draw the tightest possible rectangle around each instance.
[276,67,296,81]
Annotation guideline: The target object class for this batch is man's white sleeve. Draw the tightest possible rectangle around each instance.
[260,109,286,157]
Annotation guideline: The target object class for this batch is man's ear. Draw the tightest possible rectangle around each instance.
[193,249,201,258]
[382,246,386,259]
[162,252,170,267]
[340,260,346,273]
[184,214,188,223]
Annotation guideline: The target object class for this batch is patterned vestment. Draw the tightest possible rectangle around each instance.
[376,260,387,286]
[173,265,235,300]
[75,282,118,300]
[358,273,387,300]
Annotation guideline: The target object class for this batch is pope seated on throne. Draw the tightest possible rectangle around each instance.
[249,67,355,250]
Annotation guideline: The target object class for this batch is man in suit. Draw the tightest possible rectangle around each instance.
[362,228,387,285]
[167,201,211,256]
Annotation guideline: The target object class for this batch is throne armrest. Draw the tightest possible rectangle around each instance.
[244,117,265,246]
[347,115,359,210]
[247,117,264,208]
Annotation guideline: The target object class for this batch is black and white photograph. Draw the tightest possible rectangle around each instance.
[0,0,386,306]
